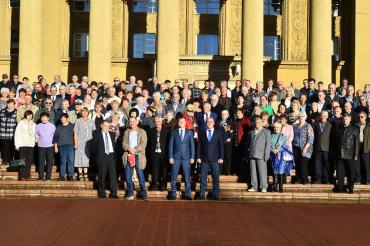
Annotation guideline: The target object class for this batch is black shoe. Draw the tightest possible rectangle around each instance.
[98,194,106,199]
[68,176,76,181]
[167,195,176,200]
[183,196,192,200]
[348,190,354,194]
[19,177,26,181]
[109,194,118,199]
[332,187,344,193]
[212,196,220,200]
[58,176,66,181]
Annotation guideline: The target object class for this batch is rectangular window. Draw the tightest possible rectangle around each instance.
[133,0,157,13]
[195,0,220,15]
[73,0,90,12]
[73,33,89,58]
[264,0,281,16]
[9,0,20,8]
[333,37,341,62]
[264,35,281,60]
[10,28,19,55]
[197,34,218,55]
[133,33,156,58]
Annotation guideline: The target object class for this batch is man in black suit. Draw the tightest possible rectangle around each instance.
[92,120,118,199]
[196,117,224,200]
[313,111,332,184]
[148,116,170,191]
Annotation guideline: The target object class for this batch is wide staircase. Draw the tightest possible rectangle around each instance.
[0,165,369,202]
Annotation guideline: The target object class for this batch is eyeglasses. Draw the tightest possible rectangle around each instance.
[45,102,52,105]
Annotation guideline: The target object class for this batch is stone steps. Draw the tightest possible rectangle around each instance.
[0,188,368,202]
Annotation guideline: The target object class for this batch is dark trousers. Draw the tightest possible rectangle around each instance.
[200,162,220,199]
[223,143,232,175]
[171,159,191,198]
[314,151,329,183]
[293,146,309,183]
[0,139,15,163]
[360,153,370,184]
[38,147,54,180]
[97,153,118,197]
[18,147,34,179]
[337,159,354,192]
[353,160,361,183]
[151,152,168,189]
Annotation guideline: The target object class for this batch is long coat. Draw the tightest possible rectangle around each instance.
[122,128,147,170]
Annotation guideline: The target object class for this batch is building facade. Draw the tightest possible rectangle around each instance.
[0,0,369,89]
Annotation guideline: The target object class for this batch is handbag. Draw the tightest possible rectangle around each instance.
[9,159,26,168]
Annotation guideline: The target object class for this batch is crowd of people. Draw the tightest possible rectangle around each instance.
[0,73,369,200]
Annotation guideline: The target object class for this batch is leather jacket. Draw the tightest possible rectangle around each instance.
[337,125,359,160]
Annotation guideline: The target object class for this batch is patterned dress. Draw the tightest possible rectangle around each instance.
[270,133,295,174]
[74,118,96,167]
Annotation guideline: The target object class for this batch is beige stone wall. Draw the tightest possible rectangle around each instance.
[0,0,368,88]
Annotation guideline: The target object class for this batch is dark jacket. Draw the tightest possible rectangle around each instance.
[148,126,171,159]
[91,130,116,164]
[337,125,359,160]
[313,121,332,152]
[363,125,370,154]
[197,128,224,162]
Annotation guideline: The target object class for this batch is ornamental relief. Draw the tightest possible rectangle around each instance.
[112,1,123,58]
[290,0,308,61]
[229,0,242,55]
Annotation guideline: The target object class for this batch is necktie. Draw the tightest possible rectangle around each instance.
[180,129,184,141]
[104,132,110,154]
[205,113,209,122]
[207,130,212,142]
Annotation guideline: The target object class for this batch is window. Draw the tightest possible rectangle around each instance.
[133,33,156,58]
[9,0,20,8]
[10,28,19,55]
[73,33,89,58]
[73,0,90,12]
[264,0,281,16]
[195,0,220,15]
[133,0,157,13]
[264,35,280,60]
[333,37,340,62]
[197,34,218,55]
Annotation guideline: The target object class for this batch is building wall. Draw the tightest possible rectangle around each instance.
[0,0,369,89]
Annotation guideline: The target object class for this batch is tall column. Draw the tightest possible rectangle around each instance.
[310,0,332,85]
[353,0,370,90]
[157,0,180,83]
[242,0,264,82]
[88,0,112,82]
[18,0,42,80]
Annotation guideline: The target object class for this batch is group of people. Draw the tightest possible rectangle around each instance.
[0,73,369,200]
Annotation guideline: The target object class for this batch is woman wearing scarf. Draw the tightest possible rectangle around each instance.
[270,122,295,192]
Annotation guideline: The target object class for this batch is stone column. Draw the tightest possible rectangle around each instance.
[18,0,43,80]
[242,0,264,82]
[157,0,180,83]
[88,0,112,82]
[353,0,370,90]
[310,0,332,85]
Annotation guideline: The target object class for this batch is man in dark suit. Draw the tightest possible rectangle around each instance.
[47,86,63,111]
[92,120,118,199]
[168,116,195,200]
[334,113,359,194]
[148,117,170,191]
[313,111,332,184]
[196,102,218,132]
[197,117,224,200]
